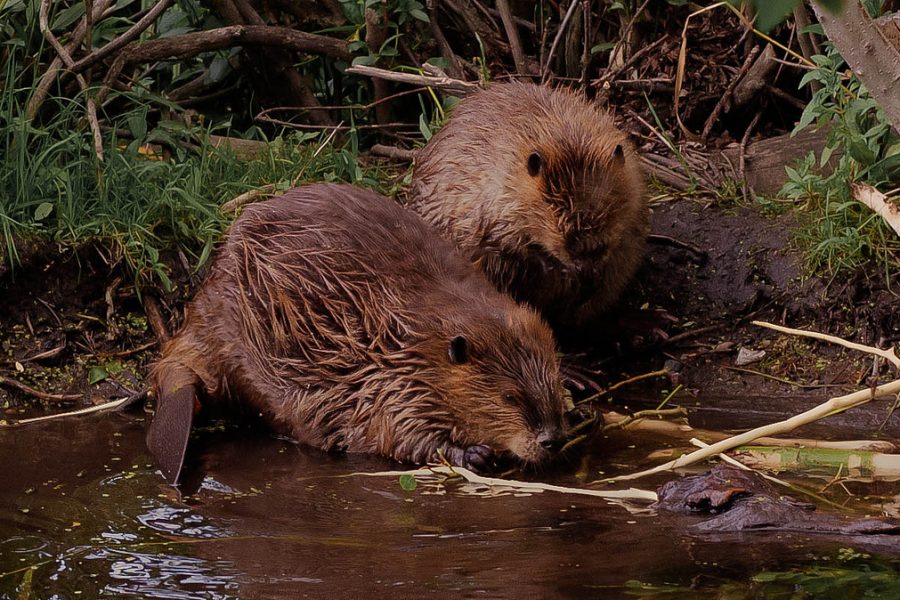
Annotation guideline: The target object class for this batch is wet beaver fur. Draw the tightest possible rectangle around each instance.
[148,184,568,484]
[410,82,648,338]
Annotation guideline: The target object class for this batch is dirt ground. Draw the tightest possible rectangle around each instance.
[1,195,899,437]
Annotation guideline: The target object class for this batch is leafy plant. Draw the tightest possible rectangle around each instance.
[778,41,900,276]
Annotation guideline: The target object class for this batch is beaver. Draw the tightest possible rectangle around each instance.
[147,183,568,485]
[409,81,649,338]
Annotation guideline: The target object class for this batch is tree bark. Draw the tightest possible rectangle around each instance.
[813,1,900,132]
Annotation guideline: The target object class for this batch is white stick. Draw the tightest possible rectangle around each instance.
[348,466,658,502]
[611,378,900,481]
[753,320,900,369]
[1,398,129,426]
[851,182,900,238]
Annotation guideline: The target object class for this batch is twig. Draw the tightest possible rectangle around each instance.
[577,367,670,404]
[674,2,728,142]
[647,233,707,258]
[724,365,846,389]
[345,466,658,502]
[370,144,417,161]
[496,0,530,74]
[70,0,174,74]
[600,0,652,83]
[1,397,130,427]
[541,0,581,83]
[601,407,687,433]
[701,44,760,142]
[93,340,158,359]
[752,320,900,369]
[596,34,669,85]
[345,64,479,95]
[39,0,104,161]
[428,1,464,79]
[766,84,808,111]
[850,182,900,238]
[739,107,764,201]
[26,0,116,119]
[0,375,83,403]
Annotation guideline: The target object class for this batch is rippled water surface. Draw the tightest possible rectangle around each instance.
[4,413,900,599]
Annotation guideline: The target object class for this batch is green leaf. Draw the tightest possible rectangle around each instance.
[399,474,417,491]
[800,23,824,36]
[105,361,123,375]
[127,112,146,140]
[34,202,53,221]
[51,2,85,31]
[351,54,379,67]
[88,366,108,385]
[752,0,801,33]
[426,56,449,70]
[418,113,432,141]
[793,107,817,135]
[591,42,617,54]
[208,56,230,83]
[409,8,429,22]
[849,137,875,164]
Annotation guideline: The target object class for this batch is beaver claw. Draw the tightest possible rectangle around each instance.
[443,444,496,473]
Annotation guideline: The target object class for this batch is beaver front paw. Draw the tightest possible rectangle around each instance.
[442,444,496,473]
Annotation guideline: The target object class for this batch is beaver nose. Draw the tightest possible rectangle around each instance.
[537,428,567,453]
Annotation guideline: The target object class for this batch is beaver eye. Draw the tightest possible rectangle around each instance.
[448,335,470,364]
[527,151,542,177]
[502,392,519,404]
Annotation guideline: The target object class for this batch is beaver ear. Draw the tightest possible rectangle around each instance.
[527,151,543,177]
[448,335,470,364]
[612,144,625,165]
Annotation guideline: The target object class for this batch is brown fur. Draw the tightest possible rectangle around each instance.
[409,82,648,334]
[150,184,566,467]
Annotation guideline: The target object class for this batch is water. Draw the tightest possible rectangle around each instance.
[4,413,900,599]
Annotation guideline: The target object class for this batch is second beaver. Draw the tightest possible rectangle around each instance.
[147,184,568,485]
[409,82,648,338]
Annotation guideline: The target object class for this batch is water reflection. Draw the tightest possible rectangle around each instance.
[2,414,900,599]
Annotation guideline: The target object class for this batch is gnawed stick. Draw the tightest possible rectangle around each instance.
[611,378,900,481]
[752,320,900,369]
[0,397,130,426]
[851,182,900,238]
[347,466,658,502]
[605,410,898,453]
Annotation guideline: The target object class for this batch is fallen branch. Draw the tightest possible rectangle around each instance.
[0,375,83,403]
[0,397,130,427]
[347,466,658,502]
[850,182,900,238]
[100,25,352,103]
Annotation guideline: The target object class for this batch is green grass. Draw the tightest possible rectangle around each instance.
[0,90,394,289]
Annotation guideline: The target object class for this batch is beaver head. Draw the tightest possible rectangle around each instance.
[406,296,567,465]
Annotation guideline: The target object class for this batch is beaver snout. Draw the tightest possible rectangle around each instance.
[536,427,567,453]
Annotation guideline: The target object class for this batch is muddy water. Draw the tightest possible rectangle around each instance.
[3,415,900,599]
